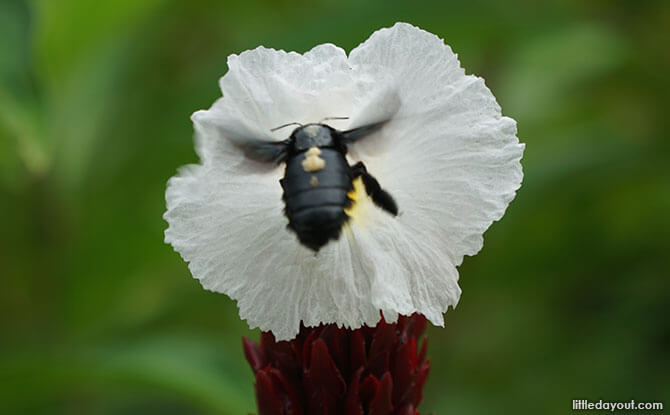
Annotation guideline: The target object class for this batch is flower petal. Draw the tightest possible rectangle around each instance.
[164,23,524,340]
[348,23,525,266]
[220,44,354,134]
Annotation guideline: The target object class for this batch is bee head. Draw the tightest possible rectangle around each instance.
[291,124,336,151]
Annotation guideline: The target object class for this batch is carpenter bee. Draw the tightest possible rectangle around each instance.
[221,94,400,251]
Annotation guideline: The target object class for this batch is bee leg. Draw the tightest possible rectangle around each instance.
[351,162,398,216]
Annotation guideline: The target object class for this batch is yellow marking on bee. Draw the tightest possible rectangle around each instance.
[310,176,319,187]
[343,177,371,225]
[306,147,321,156]
[302,146,326,172]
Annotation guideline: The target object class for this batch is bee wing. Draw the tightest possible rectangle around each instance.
[340,120,391,144]
[217,123,290,163]
[340,88,401,144]
[235,137,290,163]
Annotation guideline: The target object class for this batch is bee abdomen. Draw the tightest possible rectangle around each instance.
[284,187,351,214]
[281,148,354,251]
[283,185,352,248]
[287,205,349,251]
[284,187,352,249]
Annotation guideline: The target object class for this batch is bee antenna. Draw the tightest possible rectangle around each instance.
[319,116,349,123]
[270,122,303,132]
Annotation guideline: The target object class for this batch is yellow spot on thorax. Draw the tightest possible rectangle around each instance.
[302,146,325,172]
[343,177,371,226]
[309,176,319,187]
[306,147,321,156]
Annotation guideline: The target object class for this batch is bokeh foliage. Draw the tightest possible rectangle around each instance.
[1,0,668,413]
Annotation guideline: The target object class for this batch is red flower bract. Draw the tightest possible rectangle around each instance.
[243,314,430,415]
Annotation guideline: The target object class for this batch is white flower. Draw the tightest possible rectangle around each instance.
[164,22,525,340]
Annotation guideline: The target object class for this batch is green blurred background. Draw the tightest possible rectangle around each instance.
[1,0,669,413]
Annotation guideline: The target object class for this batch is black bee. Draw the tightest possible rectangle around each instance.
[226,119,398,252]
